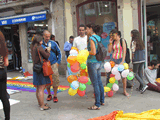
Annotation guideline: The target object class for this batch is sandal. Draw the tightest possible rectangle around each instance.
[88,105,100,110]
[101,103,105,106]
[38,103,49,107]
[123,92,130,97]
[40,106,51,111]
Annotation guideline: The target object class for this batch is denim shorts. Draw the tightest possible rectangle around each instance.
[111,58,125,64]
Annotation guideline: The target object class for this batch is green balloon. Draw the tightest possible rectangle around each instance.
[86,78,91,85]
[127,72,134,80]
[115,80,118,85]
[107,83,113,88]
[79,83,86,91]
[67,63,71,68]
[80,63,86,69]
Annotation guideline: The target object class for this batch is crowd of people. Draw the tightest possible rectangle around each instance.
[1,24,160,119]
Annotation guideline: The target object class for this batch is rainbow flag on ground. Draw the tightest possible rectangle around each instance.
[7,80,69,94]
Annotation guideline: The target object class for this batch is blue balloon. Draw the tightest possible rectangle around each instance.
[71,81,79,90]
[118,65,124,72]
[70,53,78,56]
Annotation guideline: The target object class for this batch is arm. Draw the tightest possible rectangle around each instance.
[38,46,50,60]
[120,39,126,64]
[108,38,113,53]
[131,41,136,61]
[89,40,96,55]
[73,38,76,47]
[4,56,9,66]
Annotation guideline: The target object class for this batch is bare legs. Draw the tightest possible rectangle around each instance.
[122,78,129,96]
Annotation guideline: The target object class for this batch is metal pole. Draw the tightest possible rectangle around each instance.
[143,0,148,68]
[141,0,144,40]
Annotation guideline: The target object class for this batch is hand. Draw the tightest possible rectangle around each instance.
[109,38,113,43]
[47,47,51,52]
[119,62,124,65]
[56,63,59,67]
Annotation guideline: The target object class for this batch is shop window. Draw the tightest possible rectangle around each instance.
[27,20,48,63]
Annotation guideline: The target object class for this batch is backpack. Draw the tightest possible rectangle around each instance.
[91,36,107,61]
[112,38,130,64]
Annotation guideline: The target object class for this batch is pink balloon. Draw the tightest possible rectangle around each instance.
[121,69,129,78]
[78,76,89,84]
[104,62,111,73]
[112,67,118,75]
[112,83,119,91]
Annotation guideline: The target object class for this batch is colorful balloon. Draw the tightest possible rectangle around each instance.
[71,47,79,52]
[115,80,118,85]
[68,88,78,96]
[71,81,79,90]
[112,83,119,91]
[121,69,130,78]
[115,72,121,81]
[110,74,115,78]
[112,66,119,75]
[77,89,85,97]
[79,83,86,91]
[78,76,89,84]
[123,63,129,70]
[67,75,78,83]
[67,56,77,65]
[110,61,115,68]
[107,90,113,97]
[107,83,113,88]
[86,78,91,85]
[104,62,111,73]
[109,77,116,83]
[127,72,134,80]
[67,63,70,68]
[71,62,80,73]
[70,49,78,55]
[118,65,124,72]
[80,63,86,69]
[104,86,111,92]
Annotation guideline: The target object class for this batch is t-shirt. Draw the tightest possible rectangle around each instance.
[144,67,157,86]
[73,35,87,51]
[87,35,102,63]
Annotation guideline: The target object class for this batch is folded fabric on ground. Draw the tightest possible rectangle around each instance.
[7,80,69,94]
[89,109,160,120]
[0,99,20,110]
[7,89,20,95]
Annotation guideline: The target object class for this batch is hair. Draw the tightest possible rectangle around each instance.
[0,31,8,58]
[110,29,118,35]
[78,24,86,29]
[50,34,55,39]
[118,31,121,38]
[31,34,43,49]
[43,30,50,36]
[69,36,74,39]
[150,60,158,66]
[86,23,101,34]
[131,29,145,50]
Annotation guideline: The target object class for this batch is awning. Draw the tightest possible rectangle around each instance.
[0,11,47,26]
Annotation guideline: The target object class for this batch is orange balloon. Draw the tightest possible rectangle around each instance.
[71,62,80,73]
[80,70,88,76]
[71,47,79,53]
[67,75,78,83]
[67,56,77,65]
[110,61,115,68]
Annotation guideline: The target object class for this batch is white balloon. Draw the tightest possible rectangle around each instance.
[113,83,119,91]
[70,50,78,55]
[104,62,111,73]
[115,72,121,81]
[112,66,119,75]
[121,69,130,78]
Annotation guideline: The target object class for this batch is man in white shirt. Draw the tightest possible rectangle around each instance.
[73,24,87,51]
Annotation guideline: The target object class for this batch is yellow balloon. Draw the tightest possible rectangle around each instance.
[109,77,116,83]
[104,87,111,92]
[68,88,78,96]
[85,67,88,72]
[123,63,129,70]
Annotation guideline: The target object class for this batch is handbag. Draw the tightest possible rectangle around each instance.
[37,48,53,76]
[33,48,42,73]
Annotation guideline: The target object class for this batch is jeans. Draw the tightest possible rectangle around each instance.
[0,69,10,120]
[133,62,145,89]
[87,62,104,107]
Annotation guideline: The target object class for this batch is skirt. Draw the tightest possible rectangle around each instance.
[33,71,51,86]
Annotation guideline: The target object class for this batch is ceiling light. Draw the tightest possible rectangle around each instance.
[105,5,108,7]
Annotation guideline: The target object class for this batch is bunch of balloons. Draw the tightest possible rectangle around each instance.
[103,61,134,97]
[67,47,91,97]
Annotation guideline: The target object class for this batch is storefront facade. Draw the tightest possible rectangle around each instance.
[0,0,67,74]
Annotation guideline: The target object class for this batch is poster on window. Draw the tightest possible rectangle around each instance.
[102,22,115,62]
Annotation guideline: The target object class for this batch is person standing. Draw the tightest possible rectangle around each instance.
[0,31,10,119]
[42,30,61,103]
[131,29,148,93]
[73,24,87,51]
[50,34,60,47]
[64,36,74,58]
[108,29,129,97]
[31,34,51,110]
[86,23,104,110]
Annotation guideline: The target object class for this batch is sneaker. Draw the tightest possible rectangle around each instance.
[141,85,148,94]
[53,96,58,103]
[46,95,52,101]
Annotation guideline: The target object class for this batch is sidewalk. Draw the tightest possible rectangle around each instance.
[0,71,160,120]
